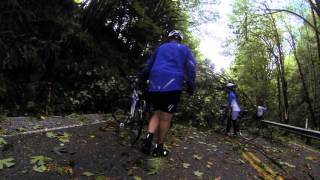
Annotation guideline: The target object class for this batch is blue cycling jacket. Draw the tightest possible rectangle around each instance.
[143,41,196,92]
[227,91,241,112]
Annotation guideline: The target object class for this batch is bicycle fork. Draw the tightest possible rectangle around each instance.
[120,90,139,128]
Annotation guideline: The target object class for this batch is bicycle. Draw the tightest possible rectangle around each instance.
[112,75,147,145]
[218,106,251,135]
[219,105,272,142]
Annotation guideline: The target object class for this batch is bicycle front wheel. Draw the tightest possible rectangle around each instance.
[128,101,146,145]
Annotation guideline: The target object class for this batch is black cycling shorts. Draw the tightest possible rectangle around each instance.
[148,91,182,113]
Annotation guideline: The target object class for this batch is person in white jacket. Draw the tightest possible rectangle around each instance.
[256,100,267,121]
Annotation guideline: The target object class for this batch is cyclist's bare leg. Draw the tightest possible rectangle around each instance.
[158,112,173,144]
[141,111,161,154]
[147,111,161,134]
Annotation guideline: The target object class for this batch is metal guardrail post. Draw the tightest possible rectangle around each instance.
[261,120,320,140]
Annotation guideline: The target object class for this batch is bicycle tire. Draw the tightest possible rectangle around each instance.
[128,100,146,145]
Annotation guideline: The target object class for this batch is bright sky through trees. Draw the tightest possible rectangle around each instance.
[193,0,233,71]
[193,0,294,71]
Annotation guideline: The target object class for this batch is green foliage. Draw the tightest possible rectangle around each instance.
[228,0,320,128]
[82,171,95,177]
[193,170,204,178]
[0,0,205,117]
[46,132,71,143]
[0,158,15,170]
[30,156,52,172]
[0,0,227,128]
[0,137,8,148]
[133,176,142,180]
[178,59,225,127]
[182,162,191,168]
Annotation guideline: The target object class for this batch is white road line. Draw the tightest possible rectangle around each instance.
[1,120,107,137]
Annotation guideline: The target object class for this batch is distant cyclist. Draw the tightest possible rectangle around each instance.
[225,83,241,136]
[140,30,196,157]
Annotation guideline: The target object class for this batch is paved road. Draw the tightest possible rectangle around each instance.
[0,115,319,179]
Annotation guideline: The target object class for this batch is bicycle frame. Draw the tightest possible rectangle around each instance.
[129,89,138,120]
[121,76,146,127]
[117,75,147,145]
[129,89,146,120]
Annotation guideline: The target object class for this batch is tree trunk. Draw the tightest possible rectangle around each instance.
[308,0,320,17]
[288,29,317,127]
[310,3,320,66]
[310,4,320,128]
[276,68,284,122]
[269,14,290,124]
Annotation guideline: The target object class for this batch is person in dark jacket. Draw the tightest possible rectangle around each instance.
[141,30,196,157]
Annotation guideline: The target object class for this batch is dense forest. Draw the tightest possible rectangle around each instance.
[0,0,224,123]
[228,0,320,130]
[0,0,319,130]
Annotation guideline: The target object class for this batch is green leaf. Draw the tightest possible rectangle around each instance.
[30,155,52,172]
[193,154,203,160]
[46,132,71,143]
[46,132,57,138]
[133,176,142,180]
[194,170,204,177]
[57,132,71,143]
[31,156,52,164]
[305,156,316,161]
[33,165,47,172]
[182,163,191,168]
[0,137,8,147]
[0,158,15,169]
[95,176,107,180]
[82,171,95,176]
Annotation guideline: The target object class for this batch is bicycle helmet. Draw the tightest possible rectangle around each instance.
[226,83,236,88]
[168,30,183,40]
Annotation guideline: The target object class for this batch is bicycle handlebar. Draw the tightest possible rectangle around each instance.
[127,75,139,82]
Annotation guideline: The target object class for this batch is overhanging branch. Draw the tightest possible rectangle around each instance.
[263,8,320,34]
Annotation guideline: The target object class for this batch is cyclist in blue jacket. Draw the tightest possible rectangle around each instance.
[141,30,196,157]
[225,83,241,136]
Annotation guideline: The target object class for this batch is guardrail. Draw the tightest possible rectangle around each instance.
[261,120,320,140]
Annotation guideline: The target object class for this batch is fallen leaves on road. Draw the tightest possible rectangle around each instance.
[133,176,142,180]
[304,156,317,161]
[82,171,95,176]
[194,170,204,178]
[206,161,214,168]
[46,132,71,143]
[0,158,15,170]
[182,162,191,168]
[0,137,7,147]
[193,154,203,160]
[30,155,52,172]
